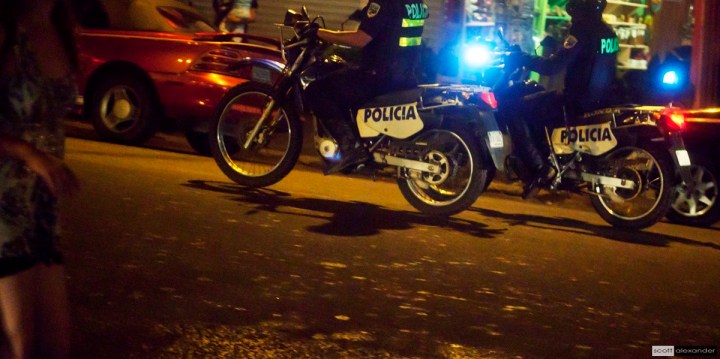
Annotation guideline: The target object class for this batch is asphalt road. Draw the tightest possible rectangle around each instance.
[60,134,719,358]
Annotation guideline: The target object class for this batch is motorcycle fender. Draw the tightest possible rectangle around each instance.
[226,58,284,84]
[355,102,424,139]
[666,132,693,184]
[475,110,510,172]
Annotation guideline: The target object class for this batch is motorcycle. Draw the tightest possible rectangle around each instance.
[467,33,695,229]
[208,6,493,216]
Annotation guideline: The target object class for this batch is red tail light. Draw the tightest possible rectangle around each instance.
[660,108,686,130]
[479,91,498,109]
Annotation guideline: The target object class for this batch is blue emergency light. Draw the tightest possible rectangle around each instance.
[662,70,680,86]
[463,44,493,68]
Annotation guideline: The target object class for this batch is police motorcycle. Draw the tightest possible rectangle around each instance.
[208,6,492,216]
[467,31,695,229]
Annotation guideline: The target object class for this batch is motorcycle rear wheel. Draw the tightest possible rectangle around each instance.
[589,144,674,229]
[209,82,303,187]
[397,126,487,216]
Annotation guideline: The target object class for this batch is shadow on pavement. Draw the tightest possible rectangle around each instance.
[470,207,720,250]
[184,180,507,239]
[185,179,718,251]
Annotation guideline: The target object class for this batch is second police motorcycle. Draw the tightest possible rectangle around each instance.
[457,31,694,229]
[208,6,694,229]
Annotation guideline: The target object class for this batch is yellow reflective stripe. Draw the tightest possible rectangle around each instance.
[399,37,422,47]
[402,19,425,27]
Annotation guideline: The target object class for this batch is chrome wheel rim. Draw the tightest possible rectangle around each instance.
[671,164,718,217]
[403,130,474,207]
[597,147,665,220]
[99,85,141,134]
[215,91,292,178]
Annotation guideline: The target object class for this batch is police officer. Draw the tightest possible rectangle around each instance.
[306,0,429,174]
[509,0,619,198]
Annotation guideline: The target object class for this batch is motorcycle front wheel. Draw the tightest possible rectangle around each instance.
[589,144,674,229]
[397,126,488,216]
[209,82,303,187]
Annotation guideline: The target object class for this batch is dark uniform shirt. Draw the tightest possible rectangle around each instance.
[357,0,429,89]
[528,17,619,116]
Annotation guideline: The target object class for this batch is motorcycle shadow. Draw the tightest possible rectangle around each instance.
[185,180,507,239]
[470,207,720,250]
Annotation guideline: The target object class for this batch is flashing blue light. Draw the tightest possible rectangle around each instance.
[463,44,493,68]
[662,70,680,86]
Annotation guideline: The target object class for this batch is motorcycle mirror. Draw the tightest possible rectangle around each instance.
[495,26,510,48]
[301,5,310,20]
[283,9,304,26]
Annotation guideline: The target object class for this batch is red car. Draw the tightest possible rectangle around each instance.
[74,0,283,152]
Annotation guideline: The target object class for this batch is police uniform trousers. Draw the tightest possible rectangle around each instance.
[504,90,565,172]
[305,67,385,145]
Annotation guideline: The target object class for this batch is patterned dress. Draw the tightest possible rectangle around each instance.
[0,27,77,277]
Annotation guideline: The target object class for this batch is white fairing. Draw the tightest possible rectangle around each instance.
[551,122,618,155]
[355,102,424,139]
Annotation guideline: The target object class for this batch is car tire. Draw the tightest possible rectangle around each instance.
[667,154,720,227]
[184,130,211,156]
[89,74,160,144]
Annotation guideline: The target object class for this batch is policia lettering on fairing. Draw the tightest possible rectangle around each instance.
[306,0,429,174]
[560,127,613,143]
[363,104,419,123]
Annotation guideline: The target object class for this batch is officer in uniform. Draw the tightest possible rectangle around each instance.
[306,0,429,174]
[507,0,619,198]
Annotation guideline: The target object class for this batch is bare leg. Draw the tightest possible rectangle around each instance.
[0,268,35,359]
[34,264,70,359]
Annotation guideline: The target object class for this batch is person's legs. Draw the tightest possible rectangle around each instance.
[0,267,35,359]
[506,98,548,174]
[507,91,562,198]
[306,69,378,173]
[33,264,70,359]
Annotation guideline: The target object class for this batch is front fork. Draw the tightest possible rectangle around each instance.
[241,74,296,150]
[243,98,277,149]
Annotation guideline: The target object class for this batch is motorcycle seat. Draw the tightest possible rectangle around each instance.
[361,88,424,108]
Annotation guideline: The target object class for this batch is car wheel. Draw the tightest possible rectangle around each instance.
[184,130,211,156]
[667,155,720,227]
[89,75,160,144]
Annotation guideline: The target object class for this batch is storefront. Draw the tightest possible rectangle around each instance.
[186,0,718,107]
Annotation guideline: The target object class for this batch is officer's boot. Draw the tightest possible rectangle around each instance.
[323,119,369,175]
[513,122,555,199]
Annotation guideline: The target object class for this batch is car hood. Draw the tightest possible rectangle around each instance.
[79,28,282,58]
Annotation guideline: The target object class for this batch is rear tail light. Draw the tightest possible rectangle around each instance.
[479,91,497,109]
[659,108,686,131]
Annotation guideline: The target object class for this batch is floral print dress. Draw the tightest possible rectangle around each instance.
[0,27,77,277]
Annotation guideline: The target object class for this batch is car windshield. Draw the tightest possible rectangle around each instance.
[76,0,216,33]
[157,6,215,33]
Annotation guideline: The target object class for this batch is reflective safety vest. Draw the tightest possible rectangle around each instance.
[399,2,429,48]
